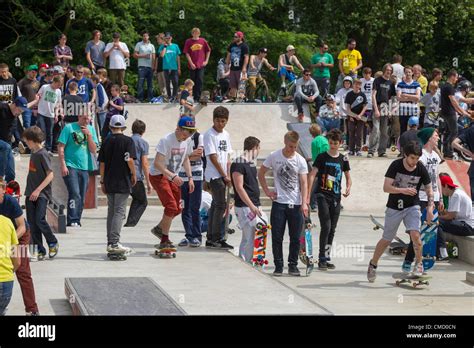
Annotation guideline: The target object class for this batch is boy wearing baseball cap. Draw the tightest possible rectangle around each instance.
[399,116,419,156]
[150,116,196,250]
[226,31,249,100]
[98,115,137,254]
[439,175,474,237]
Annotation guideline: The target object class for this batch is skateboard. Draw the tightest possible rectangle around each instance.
[252,217,270,268]
[107,250,128,261]
[299,218,315,275]
[420,208,438,270]
[369,215,409,255]
[199,90,210,106]
[154,245,177,259]
[223,185,232,241]
[236,74,247,103]
[392,272,432,288]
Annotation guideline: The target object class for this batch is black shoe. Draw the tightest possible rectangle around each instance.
[205,240,214,248]
[326,262,336,269]
[378,153,387,158]
[288,265,300,276]
[123,223,136,227]
[318,261,328,271]
[207,241,223,249]
[273,267,283,277]
[218,240,234,250]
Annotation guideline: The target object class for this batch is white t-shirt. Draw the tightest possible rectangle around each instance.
[418,149,441,202]
[38,84,62,118]
[392,63,404,84]
[262,149,308,205]
[448,189,474,228]
[150,132,193,176]
[200,190,212,212]
[335,88,351,117]
[361,77,374,110]
[105,42,129,69]
[179,133,204,182]
[203,127,233,182]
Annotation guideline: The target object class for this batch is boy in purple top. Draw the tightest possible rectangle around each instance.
[54,34,73,68]
[183,28,211,102]
[102,85,124,140]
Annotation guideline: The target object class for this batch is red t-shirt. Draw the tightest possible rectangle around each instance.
[183,38,211,69]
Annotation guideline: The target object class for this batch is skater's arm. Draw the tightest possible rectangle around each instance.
[425,183,435,223]
[452,138,474,158]
[127,156,137,187]
[449,95,470,117]
[299,173,309,217]
[343,171,352,198]
[29,171,54,202]
[383,177,417,195]
[14,216,26,239]
[232,172,261,216]
[258,165,276,200]
[372,90,380,117]
[293,56,304,72]
[306,167,318,204]
[338,59,344,75]
[142,155,152,193]
[209,154,227,178]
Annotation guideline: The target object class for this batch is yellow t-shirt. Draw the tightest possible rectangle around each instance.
[417,75,428,94]
[337,49,362,75]
[0,215,18,282]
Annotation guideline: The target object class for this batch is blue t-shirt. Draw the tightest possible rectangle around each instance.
[66,77,94,103]
[0,194,27,229]
[158,43,181,71]
[131,134,149,181]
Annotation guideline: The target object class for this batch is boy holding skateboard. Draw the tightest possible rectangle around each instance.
[368,141,434,281]
[402,127,445,271]
[307,129,351,270]
[231,136,267,263]
[150,116,196,250]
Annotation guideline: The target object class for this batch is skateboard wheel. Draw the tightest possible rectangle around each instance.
[396,280,401,286]
[172,253,176,258]
[264,260,268,265]
[155,250,159,255]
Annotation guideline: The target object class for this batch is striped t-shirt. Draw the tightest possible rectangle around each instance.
[396,80,421,116]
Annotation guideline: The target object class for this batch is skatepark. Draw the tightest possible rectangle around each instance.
[6,103,474,316]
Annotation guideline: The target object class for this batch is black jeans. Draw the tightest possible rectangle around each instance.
[439,219,474,236]
[25,197,58,255]
[315,77,330,98]
[208,178,226,242]
[316,193,341,262]
[405,201,444,262]
[442,113,457,157]
[164,70,179,99]
[270,202,303,268]
[190,68,205,101]
[219,78,229,97]
[125,180,148,226]
[294,94,315,114]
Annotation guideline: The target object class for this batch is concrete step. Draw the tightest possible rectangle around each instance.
[466,272,474,285]
[442,232,474,266]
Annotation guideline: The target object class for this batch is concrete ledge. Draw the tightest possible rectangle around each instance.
[442,231,474,265]
[466,272,474,284]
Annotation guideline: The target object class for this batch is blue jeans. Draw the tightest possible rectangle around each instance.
[97,111,107,133]
[181,180,202,241]
[0,281,14,316]
[23,108,36,128]
[137,66,154,101]
[37,114,54,151]
[317,117,340,133]
[270,202,303,268]
[0,139,15,182]
[278,67,296,83]
[63,167,89,225]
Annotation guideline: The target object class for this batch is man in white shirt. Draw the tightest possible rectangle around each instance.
[439,175,474,237]
[134,31,155,102]
[104,32,130,87]
[391,54,404,84]
[203,106,234,249]
[258,131,309,277]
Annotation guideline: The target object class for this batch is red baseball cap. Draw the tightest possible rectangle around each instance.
[234,31,244,39]
[440,175,458,188]
[39,63,49,69]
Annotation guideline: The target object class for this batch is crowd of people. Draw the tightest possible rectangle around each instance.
[1,28,474,316]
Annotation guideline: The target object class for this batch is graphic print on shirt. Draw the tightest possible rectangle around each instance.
[277,162,298,193]
[392,173,421,189]
[0,84,15,103]
[420,157,438,196]
[218,140,228,152]
[169,147,185,173]
[230,46,242,68]
[44,90,58,103]
[320,162,342,194]
[351,96,365,110]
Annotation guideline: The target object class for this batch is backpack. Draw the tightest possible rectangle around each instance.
[192,132,206,171]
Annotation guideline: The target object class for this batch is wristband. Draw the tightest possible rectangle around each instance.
[170,174,177,181]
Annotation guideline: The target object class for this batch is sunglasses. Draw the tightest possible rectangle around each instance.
[76,71,84,74]
[304,73,311,76]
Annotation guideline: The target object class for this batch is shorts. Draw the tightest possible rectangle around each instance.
[229,70,242,90]
[150,175,182,217]
[382,205,421,241]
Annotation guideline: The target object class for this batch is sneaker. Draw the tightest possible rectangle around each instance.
[367,153,374,158]
[218,240,234,250]
[288,265,300,276]
[367,260,377,282]
[151,225,163,239]
[68,222,81,228]
[326,262,336,270]
[178,238,190,247]
[413,262,424,276]
[48,242,59,258]
[47,151,54,157]
[205,240,214,248]
[273,267,283,277]
[318,261,328,271]
[37,252,46,261]
[356,151,363,156]
[189,238,201,247]
[159,240,176,250]
[310,205,318,212]
[26,311,40,316]
[107,243,130,253]
[18,142,26,154]
[402,261,412,274]
[297,113,304,123]
[436,256,449,262]
[207,240,222,249]
[378,153,387,158]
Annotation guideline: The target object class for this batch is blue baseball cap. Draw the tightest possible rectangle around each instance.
[14,96,28,110]
[178,116,196,131]
[408,116,419,127]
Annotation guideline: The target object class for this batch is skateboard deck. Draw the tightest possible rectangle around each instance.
[236,76,247,103]
[369,215,409,254]
[299,218,315,275]
[107,250,127,261]
[420,208,438,270]
[392,272,432,288]
[154,245,177,259]
[252,217,270,268]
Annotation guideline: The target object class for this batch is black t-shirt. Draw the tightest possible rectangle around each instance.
[344,90,367,115]
[180,90,191,103]
[440,83,456,116]
[0,103,15,142]
[63,94,85,123]
[157,55,164,72]
[399,129,420,153]
[227,42,249,71]
[230,158,261,207]
[373,76,395,105]
[459,125,474,153]
[313,152,350,200]
[98,133,137,194]
[0,77,19,104]
[385,158,431,210]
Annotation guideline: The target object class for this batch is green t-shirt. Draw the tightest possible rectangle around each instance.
[311,135,330,162]
[58,123,99,171]
[311,52,334,78]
